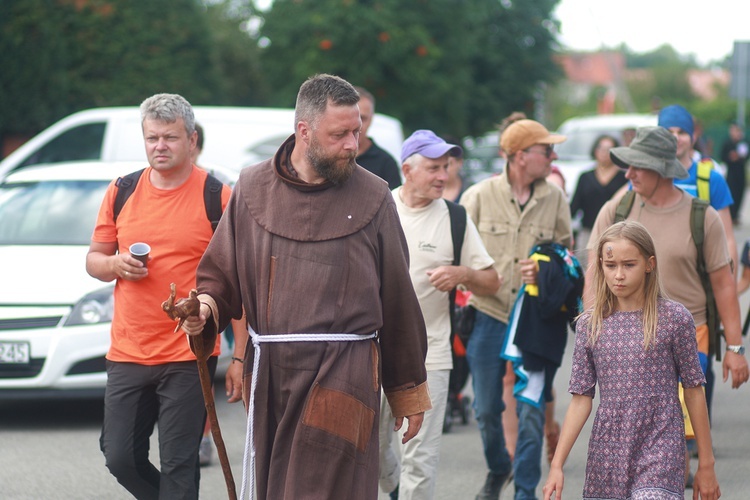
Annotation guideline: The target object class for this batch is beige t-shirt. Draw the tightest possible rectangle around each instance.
[393,188,495,370]
[590,191,731,326]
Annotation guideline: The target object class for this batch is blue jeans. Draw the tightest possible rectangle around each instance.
[513,400,545,499]
[466,310,512,476]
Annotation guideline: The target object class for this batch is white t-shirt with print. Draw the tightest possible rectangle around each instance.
[393,187,495,370]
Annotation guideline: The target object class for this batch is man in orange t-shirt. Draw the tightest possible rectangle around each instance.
[86,93,231,499]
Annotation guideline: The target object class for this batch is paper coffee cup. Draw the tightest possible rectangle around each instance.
[129,242,151,267]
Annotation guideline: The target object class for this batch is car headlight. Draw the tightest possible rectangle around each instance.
[64,285,115,326]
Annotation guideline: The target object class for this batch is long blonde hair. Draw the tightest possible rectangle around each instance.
[588,221,663,349]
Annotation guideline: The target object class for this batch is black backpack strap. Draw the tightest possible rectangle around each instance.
[690,198,721,359]
[113,169,146,223]
[614,190,636,223]
[115,169,223,233]
[446,200,467,335]
[203,173,224,233]
[446,200,466,267]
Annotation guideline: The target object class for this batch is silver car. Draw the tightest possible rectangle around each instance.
[0,161,233,398]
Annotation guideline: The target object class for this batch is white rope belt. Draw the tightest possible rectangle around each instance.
[239,330,378,500]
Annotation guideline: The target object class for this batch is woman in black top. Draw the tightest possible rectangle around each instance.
[569,134,627,264]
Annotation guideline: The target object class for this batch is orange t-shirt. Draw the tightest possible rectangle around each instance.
[92,166,231,364]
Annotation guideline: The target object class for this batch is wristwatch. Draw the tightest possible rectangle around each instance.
[726,344,746,355]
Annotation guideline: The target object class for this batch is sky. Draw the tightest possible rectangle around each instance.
[553,0,748,65]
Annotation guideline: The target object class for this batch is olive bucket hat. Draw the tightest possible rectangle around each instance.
[609,126,688,179]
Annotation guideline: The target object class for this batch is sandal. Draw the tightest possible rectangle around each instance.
[545,420,561,464]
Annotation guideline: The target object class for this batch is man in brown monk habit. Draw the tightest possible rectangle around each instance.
[182,73,431,500]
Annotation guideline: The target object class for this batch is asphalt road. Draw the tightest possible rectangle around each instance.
[2,217,750,500]
[1,337,747,500]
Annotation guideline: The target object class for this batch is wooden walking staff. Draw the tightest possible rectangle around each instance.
[162,283,237,500]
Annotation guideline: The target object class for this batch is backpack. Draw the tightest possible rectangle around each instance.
[615,190,722,359]
[446,200,476,343]
[113,168,224,232]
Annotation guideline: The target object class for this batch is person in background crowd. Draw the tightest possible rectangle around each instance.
[658,106,738,451]
[87,93,232,498]
[494,112,565,473]
[354,86,402,189]
[569,134,627,267]
[441,134,466,203]
[379,129,500,500]
[193,122,214,467]
[738,239,750,296]
[622,127,637,147]
[181,74,430,500]
[692,117,712,159]
[461,118,571,499]
[190,122,249,468]
[721,122,748,224]
[547,166,566,194]
[658,104,737,273]
[499,113,566,197]
[193,122,204,164]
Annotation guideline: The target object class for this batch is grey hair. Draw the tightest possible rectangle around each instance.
[140,93,195,136]
[402,153,425,168]
[295,74,360,129]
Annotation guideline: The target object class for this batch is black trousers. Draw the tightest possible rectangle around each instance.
[100,358,217,500]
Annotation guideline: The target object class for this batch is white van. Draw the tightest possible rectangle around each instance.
[554,113,657,196]
[0,106,405,182]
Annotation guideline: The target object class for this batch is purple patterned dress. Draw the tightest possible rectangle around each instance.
[569,298,705,499]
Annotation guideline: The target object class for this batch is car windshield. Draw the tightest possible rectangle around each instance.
[0,179,108,245]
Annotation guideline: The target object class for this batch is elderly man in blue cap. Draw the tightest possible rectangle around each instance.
[378,130,501,500]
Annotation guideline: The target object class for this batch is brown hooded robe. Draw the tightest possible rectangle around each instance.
[195,135,430,499]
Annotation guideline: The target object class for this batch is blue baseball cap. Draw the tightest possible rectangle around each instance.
[658,104,694,140]
[401,129,462,163]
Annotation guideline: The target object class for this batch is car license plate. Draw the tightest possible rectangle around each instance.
[0,341,30,364]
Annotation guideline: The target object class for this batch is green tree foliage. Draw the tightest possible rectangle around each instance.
[546,83,609,128]
[0,0,222,138]
[257,0,561,137]
[546,43,711,128]
[0,0,71,136]
[624,44,696,110]
[625,43,697,69]
[204,1,270,106]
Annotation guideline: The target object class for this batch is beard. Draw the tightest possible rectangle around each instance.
[306,135,357,185]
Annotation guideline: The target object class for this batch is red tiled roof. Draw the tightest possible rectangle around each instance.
[555,52,625,85]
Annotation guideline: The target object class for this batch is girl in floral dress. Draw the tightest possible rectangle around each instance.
[542,221,720,499]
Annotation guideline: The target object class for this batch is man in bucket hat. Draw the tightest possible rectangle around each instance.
[658,106,739,482]
[460,118,572,499]
[585,124,748,391]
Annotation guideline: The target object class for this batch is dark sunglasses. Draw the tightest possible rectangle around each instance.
[524,144,554,158]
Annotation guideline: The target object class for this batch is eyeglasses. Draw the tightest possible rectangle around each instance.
[524,144,554,158]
